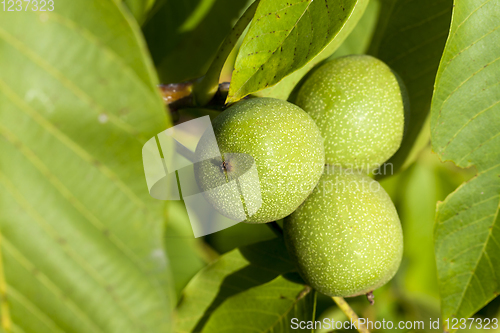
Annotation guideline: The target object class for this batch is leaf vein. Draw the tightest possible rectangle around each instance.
[253,0,310,22]
[7,286,66,333]
[0,170,147,331]
[0,78,147,210]
[44,11,157,100]
[433,24,500,131]
[438,194,500,225]
[446,0,495,50]
[0,25,143,141]
[442,97,500,155]
[0,123,153,278]
[1,238,104,333]
[453,199,500,317]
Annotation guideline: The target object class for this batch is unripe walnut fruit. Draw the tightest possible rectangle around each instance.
[295,55,405,170]
[284,168,403,297]
[195,97,325,224]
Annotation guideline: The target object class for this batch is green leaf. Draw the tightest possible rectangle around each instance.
[0,1,174,332]
[165,202,208,297]
[202,275,315,333]
[431,0,500,326]
[228,0,369,103]
[204,222,276,254]
[255,0,369,102]
[122,0,157,23]
[368,0,453,174]
[143,0,253,83]
[175,237,296,332]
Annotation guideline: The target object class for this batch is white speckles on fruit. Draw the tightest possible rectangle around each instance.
[295,55,404,170]
[284,168,403,297]
[196,97,325,224]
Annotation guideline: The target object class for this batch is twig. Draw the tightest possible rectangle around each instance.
[158,82,233,119]
[366,291,375,305]
[332,297,370,333]
[158,81,194,122]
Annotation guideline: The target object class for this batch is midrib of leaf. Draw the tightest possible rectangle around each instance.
[0,232,12,333]
[230,0,313,100]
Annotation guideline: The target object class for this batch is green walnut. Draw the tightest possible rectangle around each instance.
[195,97,325,224]
[295,55,404,170]
[283,168,403,297]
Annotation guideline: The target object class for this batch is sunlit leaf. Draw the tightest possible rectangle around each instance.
[122,0,157,23]
[431,0,500,327]
[202,275,315,333]
[275,0,377,102]
[0,1,174,332]
[228,0,369,103]
[175,237,296,332]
